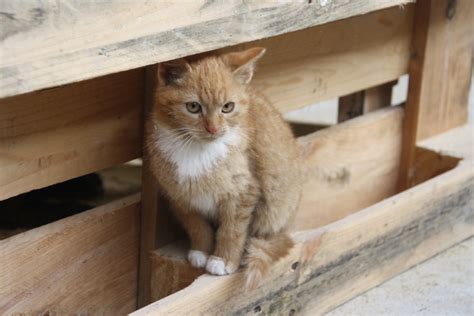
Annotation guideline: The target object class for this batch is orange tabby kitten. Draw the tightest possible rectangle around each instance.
[147,47,301,289]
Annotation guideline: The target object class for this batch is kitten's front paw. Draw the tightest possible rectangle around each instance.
[188,250,208,268]
[206,256,238,275]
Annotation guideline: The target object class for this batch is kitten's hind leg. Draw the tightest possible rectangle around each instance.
[173,207,214,268]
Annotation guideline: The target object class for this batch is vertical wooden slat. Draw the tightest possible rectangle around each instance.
[398,0,472,190]
[398,0,431,191]
[416,0,473,140]
[138,66,184,306]
[338,81,396,122]
[138,66,160,307]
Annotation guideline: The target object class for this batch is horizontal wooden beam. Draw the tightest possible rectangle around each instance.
[0,70,144,200]
[0,0,412,98]
[241,7,412,112]
[133,140,473,314]
[0,194,141,314]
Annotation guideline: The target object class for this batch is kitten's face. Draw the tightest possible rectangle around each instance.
[155,58,247,142]
[153,48,265,143]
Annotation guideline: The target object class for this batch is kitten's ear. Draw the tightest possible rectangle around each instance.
[158,59,190,85]
[222,47,266,84]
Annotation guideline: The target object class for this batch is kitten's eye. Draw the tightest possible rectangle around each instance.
[185,102,202,114]
[222,102,235,113]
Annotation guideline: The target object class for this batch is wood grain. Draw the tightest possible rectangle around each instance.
[0,69,144,200]
[398,0,473,190]
[139,66,185,306]
[415,0,473,140]
[0,0,412,98]
[0,194,141,315]
[296,106,404,229]
[133,132,473,315]
[150,241,204,302]
[227,7,413,113]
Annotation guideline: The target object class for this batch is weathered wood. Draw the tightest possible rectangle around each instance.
[296,106,404,229]
[398,0,473,190]
[338,81,396,122]
[132,137,473,315]
[150,241,204,302]
[415,0,473,140]
[0,69,144,201]
[139,66,184,306]
[138,65,161,307]
[0,194,141,315]
[0,0,413,98]
[231,7,412,113]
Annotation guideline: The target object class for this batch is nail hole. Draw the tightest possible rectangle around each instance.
[308,0,312,4]
[291,261,299,270]
[289,309,296,316]
[254,306,262,313]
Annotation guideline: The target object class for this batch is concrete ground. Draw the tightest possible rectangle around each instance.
[327,238,474,316]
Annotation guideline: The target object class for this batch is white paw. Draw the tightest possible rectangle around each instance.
[206,256,238,275]
[206,256,227,275]
[188,250,208,268]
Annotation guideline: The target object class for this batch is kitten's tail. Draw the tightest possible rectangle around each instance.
[244,233,294,290]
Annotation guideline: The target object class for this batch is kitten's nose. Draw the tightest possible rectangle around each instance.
[205,125,218,135]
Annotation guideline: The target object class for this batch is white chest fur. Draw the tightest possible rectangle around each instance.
[155,125,241,183]
[188,194,218,219]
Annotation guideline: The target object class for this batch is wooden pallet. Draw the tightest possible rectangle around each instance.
[0,0,472,314]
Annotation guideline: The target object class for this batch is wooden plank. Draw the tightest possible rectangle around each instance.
[0,194,141,315]
[416,0,473,140]
[132,146,473,315]
[138,65,161,308]
[230,7,412,113]
[296,106,404,229]
[139,66,185,306]
[398,0,473,190]
[0,69,144,200]
[338,81,396,122]
[0,0,413,98]
[150,241,204,302]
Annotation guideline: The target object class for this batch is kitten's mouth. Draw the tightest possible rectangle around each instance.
[201,131,225,142]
